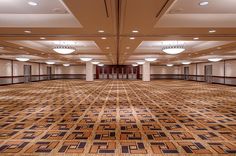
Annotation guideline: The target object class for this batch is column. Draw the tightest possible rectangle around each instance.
[142,62,150,81]
[86,61,94,81]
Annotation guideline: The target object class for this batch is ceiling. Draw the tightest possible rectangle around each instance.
[0,0,236,66]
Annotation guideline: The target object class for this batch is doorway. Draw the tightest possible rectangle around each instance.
[184,67,189,80]
[47,67,52,80]
[24,65,31,83]
[205,65,213,83]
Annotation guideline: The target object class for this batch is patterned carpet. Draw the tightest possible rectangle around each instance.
[0,80,236,156]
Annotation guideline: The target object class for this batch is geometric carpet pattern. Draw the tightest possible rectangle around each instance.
[0,80,236,155]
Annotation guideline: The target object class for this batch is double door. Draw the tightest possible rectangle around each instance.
[24,65,31,83]
[96,65,140,80]
[205,65,213,83]
[184,67,189,80]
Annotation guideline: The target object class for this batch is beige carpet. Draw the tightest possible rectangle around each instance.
[0,80,235,155]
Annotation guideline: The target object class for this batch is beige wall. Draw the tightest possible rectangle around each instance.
[180,60,231,77]
[0,59,12,76]
[0,59,55,76]
[151,66,180,74]
[225,60,236,77]
[55,65,96,74]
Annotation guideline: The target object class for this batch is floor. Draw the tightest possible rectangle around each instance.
[0,80,236,156]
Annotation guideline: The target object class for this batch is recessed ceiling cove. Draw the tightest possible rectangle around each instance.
[0,0,82,28]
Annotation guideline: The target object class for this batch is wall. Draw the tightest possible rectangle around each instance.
[0,59,55,85]
[180,59,236,85]
[54,65,95,79]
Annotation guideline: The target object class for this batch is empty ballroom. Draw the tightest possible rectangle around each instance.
[0,0,236,155]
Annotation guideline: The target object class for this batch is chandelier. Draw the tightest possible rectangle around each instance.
[53,46,75,55]
[208,58,222,62]
[16,57,29,62]
[162,41,185,55]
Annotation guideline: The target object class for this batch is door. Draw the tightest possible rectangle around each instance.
[24,65,31,83]
[205,65,213,83]
[47,67,52,80]
[184,67,189,80]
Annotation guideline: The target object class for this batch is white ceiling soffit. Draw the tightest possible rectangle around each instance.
[155,0,236,28]
[0,0,82,28]
[8,40,101,52]
[135,41,233,53]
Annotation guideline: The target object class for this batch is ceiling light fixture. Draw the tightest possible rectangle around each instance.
[167,64,173,67]
[132,64,138,66]
[92,61,100,65]
[63,64,70,67]
[105,47,110,49]
[162,41,185,55]
[145,57,157,62]
[40,37,46,40]
[101,37,107,40]
[132,30,139,33]
[16,57,29,62]
[199,1,209,6]
[137,61,145,65]
[182,61,191,65]
[98,64,104,66]
[24,30,31,33]
[80,57,92,62]
[28,1,38,6]
[193,37,199,40]
[129,37,135,40]
[46,61,55,65]
[53,47,75,55]
[98,30,105,33]
[209,29,216,33]
[208,58,222,62]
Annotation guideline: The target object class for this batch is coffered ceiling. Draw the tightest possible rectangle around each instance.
[0,0,236,66]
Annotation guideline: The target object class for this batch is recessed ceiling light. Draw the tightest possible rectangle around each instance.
[193,37,199,40]
[101,37,107,40]
[209,29,216,33]
[40,37,46,40]
[24,30,31,33]
[19,47,24,49]
[199,1,209,6]
[132,30,139,33]
[105,47,110,49]
[129,37,135,40]
[98,30,105,33]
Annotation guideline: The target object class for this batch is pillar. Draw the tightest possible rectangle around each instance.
[142,62,150,81]
[86,61,94,81]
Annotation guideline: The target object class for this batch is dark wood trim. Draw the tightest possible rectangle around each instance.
[39,63,40,81]
[11,60,13,84]
[224,60,226,84]
[196,63,198,81]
